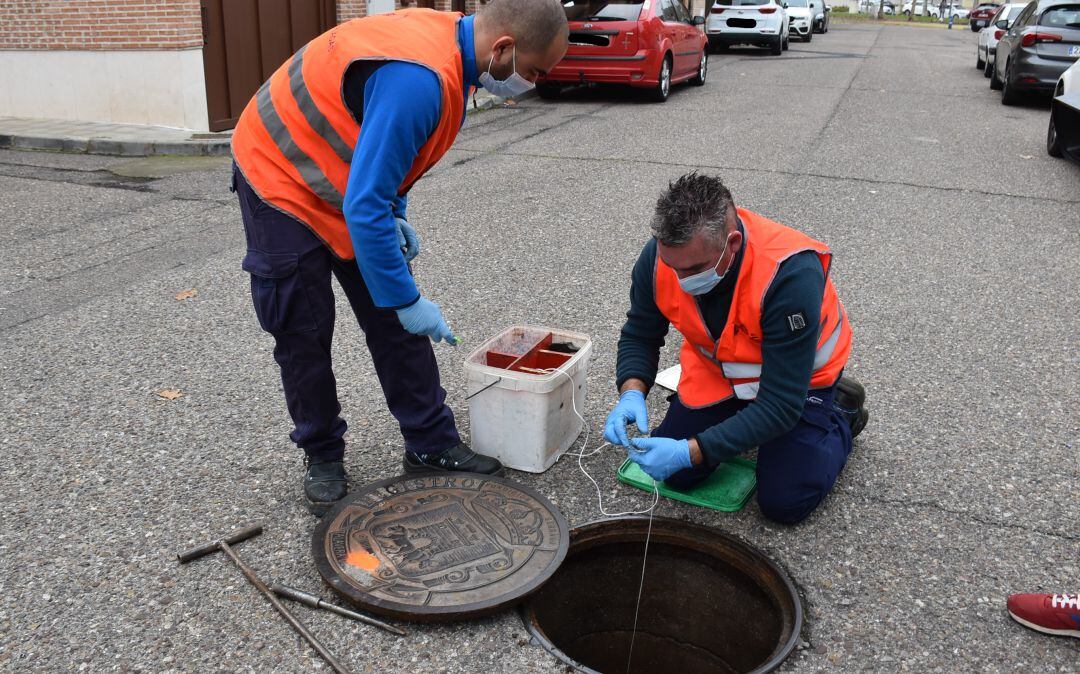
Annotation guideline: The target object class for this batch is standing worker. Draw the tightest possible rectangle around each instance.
[230,1,568,515]
[604,174,869,524]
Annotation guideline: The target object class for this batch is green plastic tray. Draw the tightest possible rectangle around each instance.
[617,456,757,513]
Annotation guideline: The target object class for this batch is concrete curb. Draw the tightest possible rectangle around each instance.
[0,89,531,157]
[0,132,232,157]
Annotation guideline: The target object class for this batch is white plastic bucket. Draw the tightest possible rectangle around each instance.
[464,326,593,473]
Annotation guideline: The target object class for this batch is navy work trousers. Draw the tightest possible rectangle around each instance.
[233,166,460,462]
[652,382,853,524]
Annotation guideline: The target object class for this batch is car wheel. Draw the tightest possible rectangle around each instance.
[976,49,985,70]
[1047,113,1064,158]
[648,54,672,102]
[970,21,979,31]
[804,29,812,42]
[771,34,783,54]
[824,18,829,32]
[983,56,993,78]
[536,83,561,100]
[989,60,1003,90]
[1000,62,1020,105]
[690,50,708,86]
[783,34,790,50]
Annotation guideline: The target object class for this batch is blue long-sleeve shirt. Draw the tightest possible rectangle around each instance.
[616,228,826,468]
[340,14,480,309]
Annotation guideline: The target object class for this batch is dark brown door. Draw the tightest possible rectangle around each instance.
[451,0,467,12]
[201,0,337,132]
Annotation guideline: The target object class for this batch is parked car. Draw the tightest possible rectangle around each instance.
[1047,59,1080,160]
[903,1,942,17]
[951,5,971,18]
[977,3,1028,75]
[707,0,790,54]
[538,0,709,102]
[814,3,831,31]
[970,2,1002,29]
[861,0,897,13]
[991,0,1080,105]
[786,0,818,40]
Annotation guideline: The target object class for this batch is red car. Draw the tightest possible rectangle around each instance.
[537,0,709,102]
[969,2,1001,31]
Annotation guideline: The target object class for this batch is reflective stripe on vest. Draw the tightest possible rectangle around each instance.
[255,77,345,210]
[714,317,844,381]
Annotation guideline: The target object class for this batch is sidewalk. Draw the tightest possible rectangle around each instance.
[0,89,520,158]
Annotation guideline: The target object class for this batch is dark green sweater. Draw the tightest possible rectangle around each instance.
[615,232,826,468]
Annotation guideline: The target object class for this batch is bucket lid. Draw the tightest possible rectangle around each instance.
[313,472,569,622]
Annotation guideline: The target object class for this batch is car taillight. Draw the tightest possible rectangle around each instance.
[759,6,777,13]
[994,29,1004,39]
[1020,31,1062,47]
[712,5,726,12]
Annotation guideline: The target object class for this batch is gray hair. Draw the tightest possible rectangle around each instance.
[650,173,735,246]
[477,0,568,53]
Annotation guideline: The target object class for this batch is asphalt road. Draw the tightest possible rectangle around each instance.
[1,22,1078,673]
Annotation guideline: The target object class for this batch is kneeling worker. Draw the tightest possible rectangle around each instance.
[604,174,868,524]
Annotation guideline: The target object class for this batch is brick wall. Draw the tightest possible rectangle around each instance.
[0,0,202,50]
[336,0,484,21]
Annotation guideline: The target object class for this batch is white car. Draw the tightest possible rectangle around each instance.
[785,0,818,41]
[904,1,968,18]
[707,0,790,55]
[975,2,1026,77]
[903,1,941,17]
[1047,60,1079,160]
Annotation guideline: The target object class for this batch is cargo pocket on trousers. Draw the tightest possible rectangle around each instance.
[799,397,837,442]
[242,250,317,335]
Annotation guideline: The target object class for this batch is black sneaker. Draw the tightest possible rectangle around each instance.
[304,458,348,517]
[403,443,506,476]
[833,376,869,439]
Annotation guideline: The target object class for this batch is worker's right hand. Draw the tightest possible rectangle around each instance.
[394,218,421,262]
[395,296,456,344]
[603,390,649,447]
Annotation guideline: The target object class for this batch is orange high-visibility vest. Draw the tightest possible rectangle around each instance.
[231,9,467,260]
[654,207,853,408]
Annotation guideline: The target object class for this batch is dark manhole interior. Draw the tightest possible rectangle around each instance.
[522,517,802,674]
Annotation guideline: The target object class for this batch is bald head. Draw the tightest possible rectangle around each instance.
[476,0,569,53]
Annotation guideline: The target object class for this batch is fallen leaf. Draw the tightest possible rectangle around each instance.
[174,289,197,301]
[155,389,183,400]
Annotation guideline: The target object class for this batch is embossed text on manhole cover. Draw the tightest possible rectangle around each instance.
[312,473,569,621]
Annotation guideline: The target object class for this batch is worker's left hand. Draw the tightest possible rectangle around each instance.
[628,437,693,483]
[395,218,421,262]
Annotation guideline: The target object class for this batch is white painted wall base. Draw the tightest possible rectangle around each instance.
[0,49,210,132]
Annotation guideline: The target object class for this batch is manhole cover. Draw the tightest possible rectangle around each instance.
[313,472,569,621]
[521,517,802,673]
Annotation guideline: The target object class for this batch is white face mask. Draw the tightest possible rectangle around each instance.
[479,46,535,98]
[677,239,730,296]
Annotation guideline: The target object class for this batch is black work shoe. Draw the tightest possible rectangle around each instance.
[402,443,506,476]
[304,459,348,517]
[833,376,869,439]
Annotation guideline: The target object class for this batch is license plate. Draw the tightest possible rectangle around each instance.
[1071,45,1080,56]
[975,19,986,26]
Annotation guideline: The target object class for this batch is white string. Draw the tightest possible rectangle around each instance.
[549,368,659,517]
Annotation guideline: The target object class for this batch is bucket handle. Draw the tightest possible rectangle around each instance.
[465,376,503,401]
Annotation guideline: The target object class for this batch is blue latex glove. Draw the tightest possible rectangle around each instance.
[394,217,421,262]
[395,297,456,344]
[603,390,649,447]
[628,437,693,483]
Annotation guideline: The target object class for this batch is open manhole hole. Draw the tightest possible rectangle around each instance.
[521,517,802,673]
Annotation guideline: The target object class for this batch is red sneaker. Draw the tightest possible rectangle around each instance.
[1007,593,1080,638]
